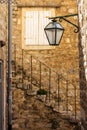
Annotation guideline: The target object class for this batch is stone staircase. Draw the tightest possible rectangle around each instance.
[12,44,81,129]
[12,87,81,130]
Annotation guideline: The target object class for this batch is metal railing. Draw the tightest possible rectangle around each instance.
[12,44,80,121]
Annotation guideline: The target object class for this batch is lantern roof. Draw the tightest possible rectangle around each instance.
[44,20,64,30]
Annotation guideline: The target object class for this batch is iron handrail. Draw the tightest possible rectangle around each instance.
[12,44,80,121]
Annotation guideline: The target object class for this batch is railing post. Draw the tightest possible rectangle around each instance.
[57,74,60,112]
[39,61,41,89]
[66,79,68,114]
[14,44,16,75]
[48,68,51,102]
[74,82,77,120]
[30,55,32,90]
[22,49,24,87]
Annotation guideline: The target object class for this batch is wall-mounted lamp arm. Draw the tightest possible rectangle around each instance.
[49,14,79,33]
[59,17,79,33]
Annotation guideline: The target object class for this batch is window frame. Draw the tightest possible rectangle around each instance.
[22,7,56,50]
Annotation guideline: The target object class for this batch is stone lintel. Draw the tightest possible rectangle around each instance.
[17,4,60,8]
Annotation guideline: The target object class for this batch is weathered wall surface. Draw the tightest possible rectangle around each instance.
[77,0,87,129]
[13,0,79,77]
[0,4,7,42]
[12,0,80,127]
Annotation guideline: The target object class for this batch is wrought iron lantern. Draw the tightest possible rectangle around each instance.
[44,14,79,46]
[44,19,64,45]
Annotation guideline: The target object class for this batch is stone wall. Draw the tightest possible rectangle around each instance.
[0,3,7,130]
[12,0,80,125]
[13,0,79,77]
[77,0,87,130]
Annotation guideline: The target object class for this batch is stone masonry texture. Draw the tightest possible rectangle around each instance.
[12,87,81,130]
[1,0,87,130]
[12,0,79,80]
[12,0,81,130]
[77,0,87,130]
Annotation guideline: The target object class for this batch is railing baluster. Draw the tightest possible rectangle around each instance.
[39,61,41,90]
[74,83,77,120]
[49,68,51,102]
[57,74,60,112]
[14,44,16,76]
[22,49,24,87]
[30,55,32,90]
[66,79,68,114]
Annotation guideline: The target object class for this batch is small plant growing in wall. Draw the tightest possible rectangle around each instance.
[37,89,47,95]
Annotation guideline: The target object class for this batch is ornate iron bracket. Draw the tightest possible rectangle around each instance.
[49,14,79,33]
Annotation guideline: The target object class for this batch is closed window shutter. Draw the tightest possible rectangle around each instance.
[25,11,38,45]
[39,11,51,45]
[43,11,52,45]
[25,11,33,45]
[33,11,39,45]
[24,8,55,45]
[39,11,44,45]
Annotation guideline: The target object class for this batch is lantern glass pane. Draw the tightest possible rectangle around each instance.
[56,29,64,45]
[45,29,56,45]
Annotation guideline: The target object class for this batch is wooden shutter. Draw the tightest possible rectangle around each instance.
[24,8,55,46]
[42,10,52,45]
[25,11,38,45]
[38,10,50,45]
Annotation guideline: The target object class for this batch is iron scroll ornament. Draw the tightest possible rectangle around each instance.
[49,14,79,33]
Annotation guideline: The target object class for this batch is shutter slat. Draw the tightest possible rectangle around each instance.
[25,11,34,45]
[33,11,38,45]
